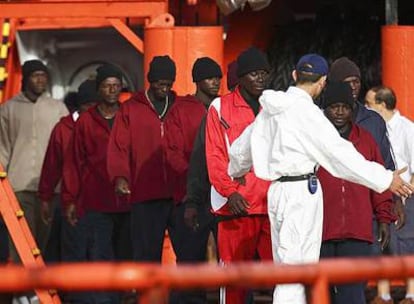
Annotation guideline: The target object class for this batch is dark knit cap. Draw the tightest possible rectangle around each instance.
[227,60,239,91]
[323,82,354,109]
[95,64,123,89]
[192,57,222,82]
[147,55,176,82]
[236,47,270,77]
[328,57,361,82]
[77,79,99,105]
[21,60,48,89]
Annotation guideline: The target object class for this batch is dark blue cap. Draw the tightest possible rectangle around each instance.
[296,53,328,76]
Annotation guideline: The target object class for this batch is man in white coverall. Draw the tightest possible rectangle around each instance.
[227,53,413,304]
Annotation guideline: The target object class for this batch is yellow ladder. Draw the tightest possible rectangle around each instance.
[0,18,11,103]
[0,164,61,304]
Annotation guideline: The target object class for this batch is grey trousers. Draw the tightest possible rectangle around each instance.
[9,191,56,263]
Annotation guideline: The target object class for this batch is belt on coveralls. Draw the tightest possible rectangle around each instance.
[276,173,314,182]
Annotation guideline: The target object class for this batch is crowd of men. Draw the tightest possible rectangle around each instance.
[0,47,414,304]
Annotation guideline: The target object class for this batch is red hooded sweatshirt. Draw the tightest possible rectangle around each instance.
[107,91,181,203]
[317,124,396,243]
[38,114,75,206]
[63,105,129,213]
[165,95,207,203]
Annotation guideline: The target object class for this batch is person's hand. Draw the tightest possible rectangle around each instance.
[184,205,199,231]
[378,222,390,251]
[40,201,52,225]
[115,177,131,196]
[66,203,78,226]
[394,198,406,230]
[227,192,249,216]
[389,167,414,198]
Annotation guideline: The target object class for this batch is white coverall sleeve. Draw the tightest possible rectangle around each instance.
[228,123,254,178]
[299,106,393,193]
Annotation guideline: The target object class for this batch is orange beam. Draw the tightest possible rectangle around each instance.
[0,1,167,18]
[109,18,144,53]
[0,257,413,292]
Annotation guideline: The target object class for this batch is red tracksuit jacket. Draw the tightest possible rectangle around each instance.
[317,124,396,243]
[205,88,270,216]
[107,91,180,203]
[38,114,75,206]
[64,105,129,213]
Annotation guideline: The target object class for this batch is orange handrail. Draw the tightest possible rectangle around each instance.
[0,256,413,303]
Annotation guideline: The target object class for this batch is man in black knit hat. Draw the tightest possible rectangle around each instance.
[108,55,180,265]
[64,64,131,303]
[318,82,395,304]
[0,60,68,260]
[205,47,273,304]
[165,56,222,304]
[0,59,68,303]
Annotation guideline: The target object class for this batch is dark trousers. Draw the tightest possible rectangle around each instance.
[87,211,132,304]
[61,215,94,304]
[0,218,8,263]
[88,211,132,262]
[131,199,175,262]
[390,196,414,255]
[169,203,217,304]
[320,239,371,304]
[44,202,62,263]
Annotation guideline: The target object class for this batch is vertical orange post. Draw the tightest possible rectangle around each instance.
[144,26,223,95]
[382,26,414,120]
[311,276,330,304]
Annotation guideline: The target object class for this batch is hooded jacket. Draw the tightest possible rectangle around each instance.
[165,95,207,203]
[107,91,179,203]
[38,113,76,204]
[63,105,129,213]
[317,124,395,243]
[228,87,393,194]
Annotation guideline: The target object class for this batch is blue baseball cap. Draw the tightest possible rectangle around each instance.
[295,53,328,76]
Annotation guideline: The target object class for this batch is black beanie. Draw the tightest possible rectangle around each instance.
[236,47,270,77]
[77,79,99,105]
[21,60,48,89]
[192,57,222,82]
[323,82,354,109]
[147,55,176,82]
[328,57,361,82]
[95,64,123,89]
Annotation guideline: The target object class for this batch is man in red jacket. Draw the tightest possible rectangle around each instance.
[39,79,97,303]
[108,55,179,263]
[64,64,130,304]
[165,57,222,304]
[318,82,396,304]
[205,47,273,304]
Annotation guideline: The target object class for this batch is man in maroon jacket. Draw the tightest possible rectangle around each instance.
[39,79,97,303]
[108,55,179,263]
[165,57,222,304]
[64,64,130,304]
[318,82,396,304]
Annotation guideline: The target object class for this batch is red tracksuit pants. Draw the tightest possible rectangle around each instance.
[217,215,272,304]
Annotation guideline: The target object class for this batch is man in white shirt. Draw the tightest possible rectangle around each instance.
[366,86,414,304]
[227,53,413,304]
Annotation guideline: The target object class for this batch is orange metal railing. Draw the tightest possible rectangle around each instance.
[0,256,414,304]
